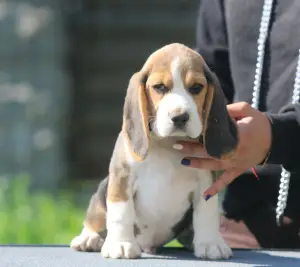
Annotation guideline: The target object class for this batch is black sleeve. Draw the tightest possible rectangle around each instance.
[265,103,300,172]
[195,0,234,103]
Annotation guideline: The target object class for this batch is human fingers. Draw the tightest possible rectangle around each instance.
[173,141,210,158]
[202,169,243,200]
[180,157,224,170]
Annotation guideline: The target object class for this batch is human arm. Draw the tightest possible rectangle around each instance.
[265,103,300,172]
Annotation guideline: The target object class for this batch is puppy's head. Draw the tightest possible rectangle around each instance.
[123,43,238,161]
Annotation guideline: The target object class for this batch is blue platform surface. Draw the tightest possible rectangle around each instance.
[0,245,300,267]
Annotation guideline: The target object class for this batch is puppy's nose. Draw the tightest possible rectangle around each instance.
[170,112,190,128]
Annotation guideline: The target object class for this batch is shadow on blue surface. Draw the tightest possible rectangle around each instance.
[0,245,299,267]
[153,247,300,267]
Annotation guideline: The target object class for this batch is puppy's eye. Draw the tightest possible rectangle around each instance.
[153,83,168,94]
[189,84,204,95]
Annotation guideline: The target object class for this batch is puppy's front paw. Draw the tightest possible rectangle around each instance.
[70,230,104,252]
[194,236,232,260]
[101,240,141,259]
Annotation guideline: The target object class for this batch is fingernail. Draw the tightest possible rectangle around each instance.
[173,144,183,150]
[205,194,211,201]
[181,158,190,166]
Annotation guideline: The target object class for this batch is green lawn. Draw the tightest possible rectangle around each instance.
[0,175,85,244]
[165,239,182,247]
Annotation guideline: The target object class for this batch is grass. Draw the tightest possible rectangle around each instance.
[0,175,85,244]
[165,239,182,248]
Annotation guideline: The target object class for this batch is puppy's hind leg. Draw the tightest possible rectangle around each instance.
[70,177,108,252]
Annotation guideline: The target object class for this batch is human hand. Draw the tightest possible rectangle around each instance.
[173,102,272,200]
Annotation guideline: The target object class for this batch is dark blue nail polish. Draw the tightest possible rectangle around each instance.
[205,194,211,201]
[181,158,191,166]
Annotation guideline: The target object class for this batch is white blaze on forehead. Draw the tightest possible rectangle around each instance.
[171,57,185,90]
[168,57,190,106]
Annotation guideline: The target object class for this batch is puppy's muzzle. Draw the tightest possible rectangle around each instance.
[170,112,190,129]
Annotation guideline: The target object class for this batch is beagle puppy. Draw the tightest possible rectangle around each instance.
[70,43,238,260]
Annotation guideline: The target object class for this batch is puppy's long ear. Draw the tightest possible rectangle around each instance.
[122,71,149,162]
[202,65,238,159]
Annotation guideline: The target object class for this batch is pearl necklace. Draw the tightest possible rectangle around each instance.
[252,0,300,226]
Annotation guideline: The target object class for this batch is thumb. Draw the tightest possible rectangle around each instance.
[227,102,253,119]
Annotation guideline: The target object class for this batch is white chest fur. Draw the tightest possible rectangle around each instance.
[130,141,212,249]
